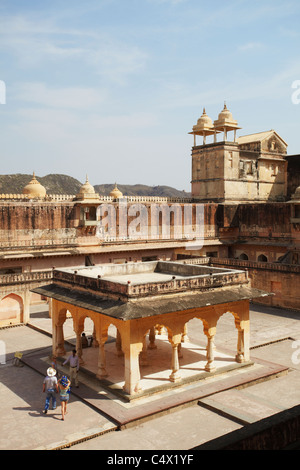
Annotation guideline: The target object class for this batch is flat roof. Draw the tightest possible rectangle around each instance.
[58,260,235,284]
[32,261,270,320]
[50,261,249,299]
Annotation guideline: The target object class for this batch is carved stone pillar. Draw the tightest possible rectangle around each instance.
[73,316,84,364]
[97,327,109,379]
[116,329,124,356]
[235,320,250,363]
[140,335,149,366]
[178,342,182,358]
[76,331,84,365]
[182,323,189,343]
[92,324,99,348]
[148,326,157,350]
[204,326,216,372]
[51,301,67,356]
[123,343,143,395]
[55,323,66,356]
[97,340,108,379]
[169,334,182,383]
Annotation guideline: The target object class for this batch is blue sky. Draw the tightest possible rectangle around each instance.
[0,0,300,191]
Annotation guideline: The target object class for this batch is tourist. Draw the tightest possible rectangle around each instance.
[51,355,57,369]
[58,375,71,421]
[50,355,58,374]
[81,332,88,349]
[63,349,79,387]
[42,367,58,414]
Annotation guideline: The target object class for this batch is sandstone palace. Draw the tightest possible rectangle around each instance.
[0,103,299,327]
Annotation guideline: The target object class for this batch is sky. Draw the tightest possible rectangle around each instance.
[0,0,300,191]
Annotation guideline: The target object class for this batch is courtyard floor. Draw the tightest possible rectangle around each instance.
[1,302,300,451]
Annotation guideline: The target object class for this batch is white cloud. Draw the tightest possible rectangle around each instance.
[0,14,147,83]
[84,42,147,84]
[14,83,107,109]
[9,105,158,148]
[238,42,264,52]
[147,58,300,120]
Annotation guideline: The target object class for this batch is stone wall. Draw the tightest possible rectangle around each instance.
[287,155,300,199]
[209,258,300,310]
[193,404,300,450]
[0,202,77,250]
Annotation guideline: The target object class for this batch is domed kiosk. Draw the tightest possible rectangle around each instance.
[22,172,46,199]
[74,175,100,233]
[75,175,100,203]
[189,108,219,146]
[213,102,241,142]
[109,183,123,200]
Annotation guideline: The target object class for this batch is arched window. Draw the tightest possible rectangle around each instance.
[239,253,248,260]
[0,293,23,324]
[258,254,268,262]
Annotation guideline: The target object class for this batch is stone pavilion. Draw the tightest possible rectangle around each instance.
[32,261,269,397]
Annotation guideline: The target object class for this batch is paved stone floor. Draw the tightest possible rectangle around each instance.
[1,302,300,451]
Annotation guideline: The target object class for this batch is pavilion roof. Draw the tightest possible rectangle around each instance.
[32,283,270,321]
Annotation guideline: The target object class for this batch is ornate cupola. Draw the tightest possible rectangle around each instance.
[213,102,241,142]
[75,175,100,202]
[74,175,100,235]
[22,172,46,199]
[109,183,123,200]
[189,108,219,146]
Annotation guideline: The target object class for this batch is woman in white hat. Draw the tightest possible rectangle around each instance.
[42,367,59,414]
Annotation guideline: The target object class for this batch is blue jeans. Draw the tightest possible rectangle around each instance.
[44,389,57,410]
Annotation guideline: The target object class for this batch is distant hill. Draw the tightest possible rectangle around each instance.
[0,173,82,195]
[0,174,190,198]
[94,183,190,198]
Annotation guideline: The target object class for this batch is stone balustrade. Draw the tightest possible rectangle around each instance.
[0,193,192,203]
[0,270,53,285]
[53,262,248,299]
[0,238,78,248]
[209,257,300,273]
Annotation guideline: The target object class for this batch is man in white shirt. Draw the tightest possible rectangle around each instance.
[43,367,59,414]
[63,349,79,387]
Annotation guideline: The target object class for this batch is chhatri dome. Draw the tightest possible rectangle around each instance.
[110,183,123,199]
[194,108,213,131]
[189,108,217,145]
[77,175,95,196]
[214,102,241,131]
[75,175,100,202]
[213,102,241,141]
[217,103,234,122]
[191,108,215,135]
[22,172,46,198]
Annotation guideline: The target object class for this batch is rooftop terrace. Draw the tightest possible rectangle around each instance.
[53,261,249,300]
[34,260,268,321]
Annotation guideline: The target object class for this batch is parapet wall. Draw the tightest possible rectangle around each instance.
[194,404,300,450]
[53,262,249,300]
[184,257,300,310]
